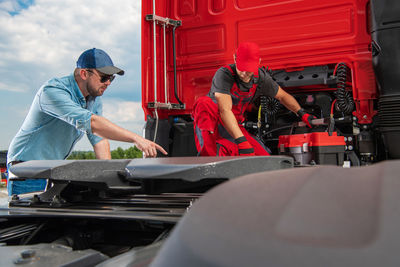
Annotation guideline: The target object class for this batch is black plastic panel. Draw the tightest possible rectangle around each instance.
[271,66,336,88]
[10,160,131,187]
[145,116,171,157]
[372,28,400,97]
[170,120,197,157]
[8,157,293,198]
[124,156,293,181]
[370,0,400,32]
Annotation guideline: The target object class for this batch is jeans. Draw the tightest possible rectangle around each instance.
[7,163,47,196]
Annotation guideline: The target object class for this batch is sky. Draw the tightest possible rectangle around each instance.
[0,0,144,151]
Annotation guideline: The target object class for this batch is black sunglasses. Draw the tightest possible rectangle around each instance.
[86,69,115,83]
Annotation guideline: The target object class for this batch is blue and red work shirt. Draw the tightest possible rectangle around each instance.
[7,74,104,163]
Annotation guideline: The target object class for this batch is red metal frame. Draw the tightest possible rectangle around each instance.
[141,0,376,124]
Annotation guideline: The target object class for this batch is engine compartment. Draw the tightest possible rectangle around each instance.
[244,64,381,166]
[160,63,385,166]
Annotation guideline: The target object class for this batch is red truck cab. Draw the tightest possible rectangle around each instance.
[141,0,400,165]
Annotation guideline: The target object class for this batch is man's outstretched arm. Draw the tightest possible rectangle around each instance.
[90,114,167,157]
[274,87,301,113]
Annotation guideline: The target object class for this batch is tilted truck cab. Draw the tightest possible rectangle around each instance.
[141,0,400,166]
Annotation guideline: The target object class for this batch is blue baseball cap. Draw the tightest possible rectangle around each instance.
[76,48,124,75]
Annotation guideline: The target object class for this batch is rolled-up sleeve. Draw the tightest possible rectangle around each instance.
[87,98,104,146]
[39,86,93,133]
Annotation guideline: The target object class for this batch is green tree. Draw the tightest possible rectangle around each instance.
[111,147,125,159]
[125,146,143,158]
[67,147,142,160]
[67,151,95,159]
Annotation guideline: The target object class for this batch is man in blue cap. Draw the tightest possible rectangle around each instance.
[7,48,167,196]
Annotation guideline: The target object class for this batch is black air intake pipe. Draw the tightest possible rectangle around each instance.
[371,0,400,158]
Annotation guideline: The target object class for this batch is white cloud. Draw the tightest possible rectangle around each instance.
[0,2,13,13]
[103,99,144,124]
[0,0,141,92]
[0,0,29,14]
[0,81,28,92]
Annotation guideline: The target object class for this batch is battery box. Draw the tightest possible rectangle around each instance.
[278,132,346,165]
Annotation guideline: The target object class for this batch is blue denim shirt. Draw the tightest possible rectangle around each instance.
[7,74,103,163]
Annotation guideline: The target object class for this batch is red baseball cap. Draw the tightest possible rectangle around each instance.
[235,42,260,74]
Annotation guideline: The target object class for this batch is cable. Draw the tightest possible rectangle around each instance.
[334,63,354,114]
[330,99,337,117]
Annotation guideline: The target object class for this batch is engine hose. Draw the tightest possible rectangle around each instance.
[335,63,354,114]
[260,96,280,116]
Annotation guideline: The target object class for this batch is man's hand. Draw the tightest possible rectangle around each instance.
[235,136,255,156]
[134,135,168,158]
[297,108,317,128]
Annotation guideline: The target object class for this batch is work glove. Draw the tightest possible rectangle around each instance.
[297,108,317,128]
[235,136,255,156]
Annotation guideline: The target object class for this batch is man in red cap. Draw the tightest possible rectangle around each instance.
[192,42,315,156]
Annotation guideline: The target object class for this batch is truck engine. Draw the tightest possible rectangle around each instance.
[244,63,370,166]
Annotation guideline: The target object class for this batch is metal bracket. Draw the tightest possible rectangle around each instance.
[145,14,182,27]
[148,102,186,110]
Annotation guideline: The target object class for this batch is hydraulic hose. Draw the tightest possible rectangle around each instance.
[334,63,354,114]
